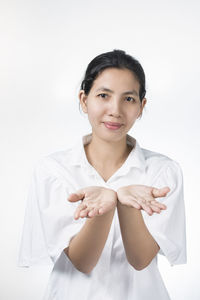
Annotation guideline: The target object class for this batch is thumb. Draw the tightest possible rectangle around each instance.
[152,186,170,198]
[68,190,85,202]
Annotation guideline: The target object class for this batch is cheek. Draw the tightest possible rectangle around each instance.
[87,103,103,122]
[127,107,140,120]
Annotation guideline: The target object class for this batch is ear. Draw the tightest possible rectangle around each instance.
[79,90,88,114]
[138,98,147,119]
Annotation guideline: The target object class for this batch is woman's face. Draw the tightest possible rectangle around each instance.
[79,67,146,143]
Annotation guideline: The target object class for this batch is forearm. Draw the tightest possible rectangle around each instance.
[64,207,116,273]
[117,201,160,270]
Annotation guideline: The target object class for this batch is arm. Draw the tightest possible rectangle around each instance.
[64,207,115,274]
[64,186,117,274]
[116,185,170,271]
[117,201,159,271]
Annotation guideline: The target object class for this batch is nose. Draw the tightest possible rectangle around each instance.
[108,97,122,117]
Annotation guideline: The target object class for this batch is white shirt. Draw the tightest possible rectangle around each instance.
[18,133,187,300]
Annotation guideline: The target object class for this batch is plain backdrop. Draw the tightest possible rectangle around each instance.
[1,0,200,299]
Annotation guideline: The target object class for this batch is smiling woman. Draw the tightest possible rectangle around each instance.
[79,67,146,147]
[18,49,187,300]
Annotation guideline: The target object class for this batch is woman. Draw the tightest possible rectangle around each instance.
[18,49,187,299]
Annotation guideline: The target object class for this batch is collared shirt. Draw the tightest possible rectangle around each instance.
[18,132,187,300]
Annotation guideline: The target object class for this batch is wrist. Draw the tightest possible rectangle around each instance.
[114,191,118,205]
[117,198,125,207]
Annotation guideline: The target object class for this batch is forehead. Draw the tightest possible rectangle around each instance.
[91,68,140,91]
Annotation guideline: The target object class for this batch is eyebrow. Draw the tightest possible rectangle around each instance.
[95,87,139,97]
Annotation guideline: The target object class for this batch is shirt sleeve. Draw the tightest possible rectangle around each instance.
[17,158,86,267]
[142,160,187,267]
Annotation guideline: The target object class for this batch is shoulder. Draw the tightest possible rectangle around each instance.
[33,145,75,181]
[140,146,183,183]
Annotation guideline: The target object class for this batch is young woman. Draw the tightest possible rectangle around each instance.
[18,49,187,300]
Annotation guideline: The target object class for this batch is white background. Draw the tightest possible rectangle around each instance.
[1,0,200,299]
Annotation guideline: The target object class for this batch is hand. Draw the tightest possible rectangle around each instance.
[117,185,170,216]
[68,186,117,220]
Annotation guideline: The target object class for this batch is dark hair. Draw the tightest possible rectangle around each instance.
[79,49,146,105]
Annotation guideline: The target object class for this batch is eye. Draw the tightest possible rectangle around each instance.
[97,93,108,99]
[125,96,136,102]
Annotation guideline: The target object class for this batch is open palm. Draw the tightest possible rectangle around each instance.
[117,184,170,216]
[68,186,117,220]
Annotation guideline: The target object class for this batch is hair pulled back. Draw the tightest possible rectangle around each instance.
[80,49,146,102]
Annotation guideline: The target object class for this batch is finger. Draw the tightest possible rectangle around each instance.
[68,192,85,202]
[138,198,154,216]
[130,198,153,215]
[99,205,112,215]
[88,207,99,218]
[150,200,167,210]
[98,207,105,215]
[125,196,142,209]
[74,203,87,219]
[130,201,141,210]
[149,204,161,213]
[152,187,170,198]
[143,205,153,216]
[80,207,90,218]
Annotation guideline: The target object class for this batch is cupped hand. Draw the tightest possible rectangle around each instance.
[67,186,117,220]
[117,185,170,216]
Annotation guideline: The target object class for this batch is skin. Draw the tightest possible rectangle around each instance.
[68,185,170,219]
[116,185,170,215]
[65,67,170,272]
[68,186,117,219]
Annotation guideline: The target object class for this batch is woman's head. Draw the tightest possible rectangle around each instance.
[78,49,147,143]
[80,49,146,102]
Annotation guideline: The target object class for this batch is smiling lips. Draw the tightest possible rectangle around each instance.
[103,122,123,130]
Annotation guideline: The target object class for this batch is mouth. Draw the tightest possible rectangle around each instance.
[103,122,123,130]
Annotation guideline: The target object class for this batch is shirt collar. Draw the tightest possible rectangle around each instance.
[68,132,146,172]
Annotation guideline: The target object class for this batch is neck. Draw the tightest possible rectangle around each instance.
[84,132,132,169]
